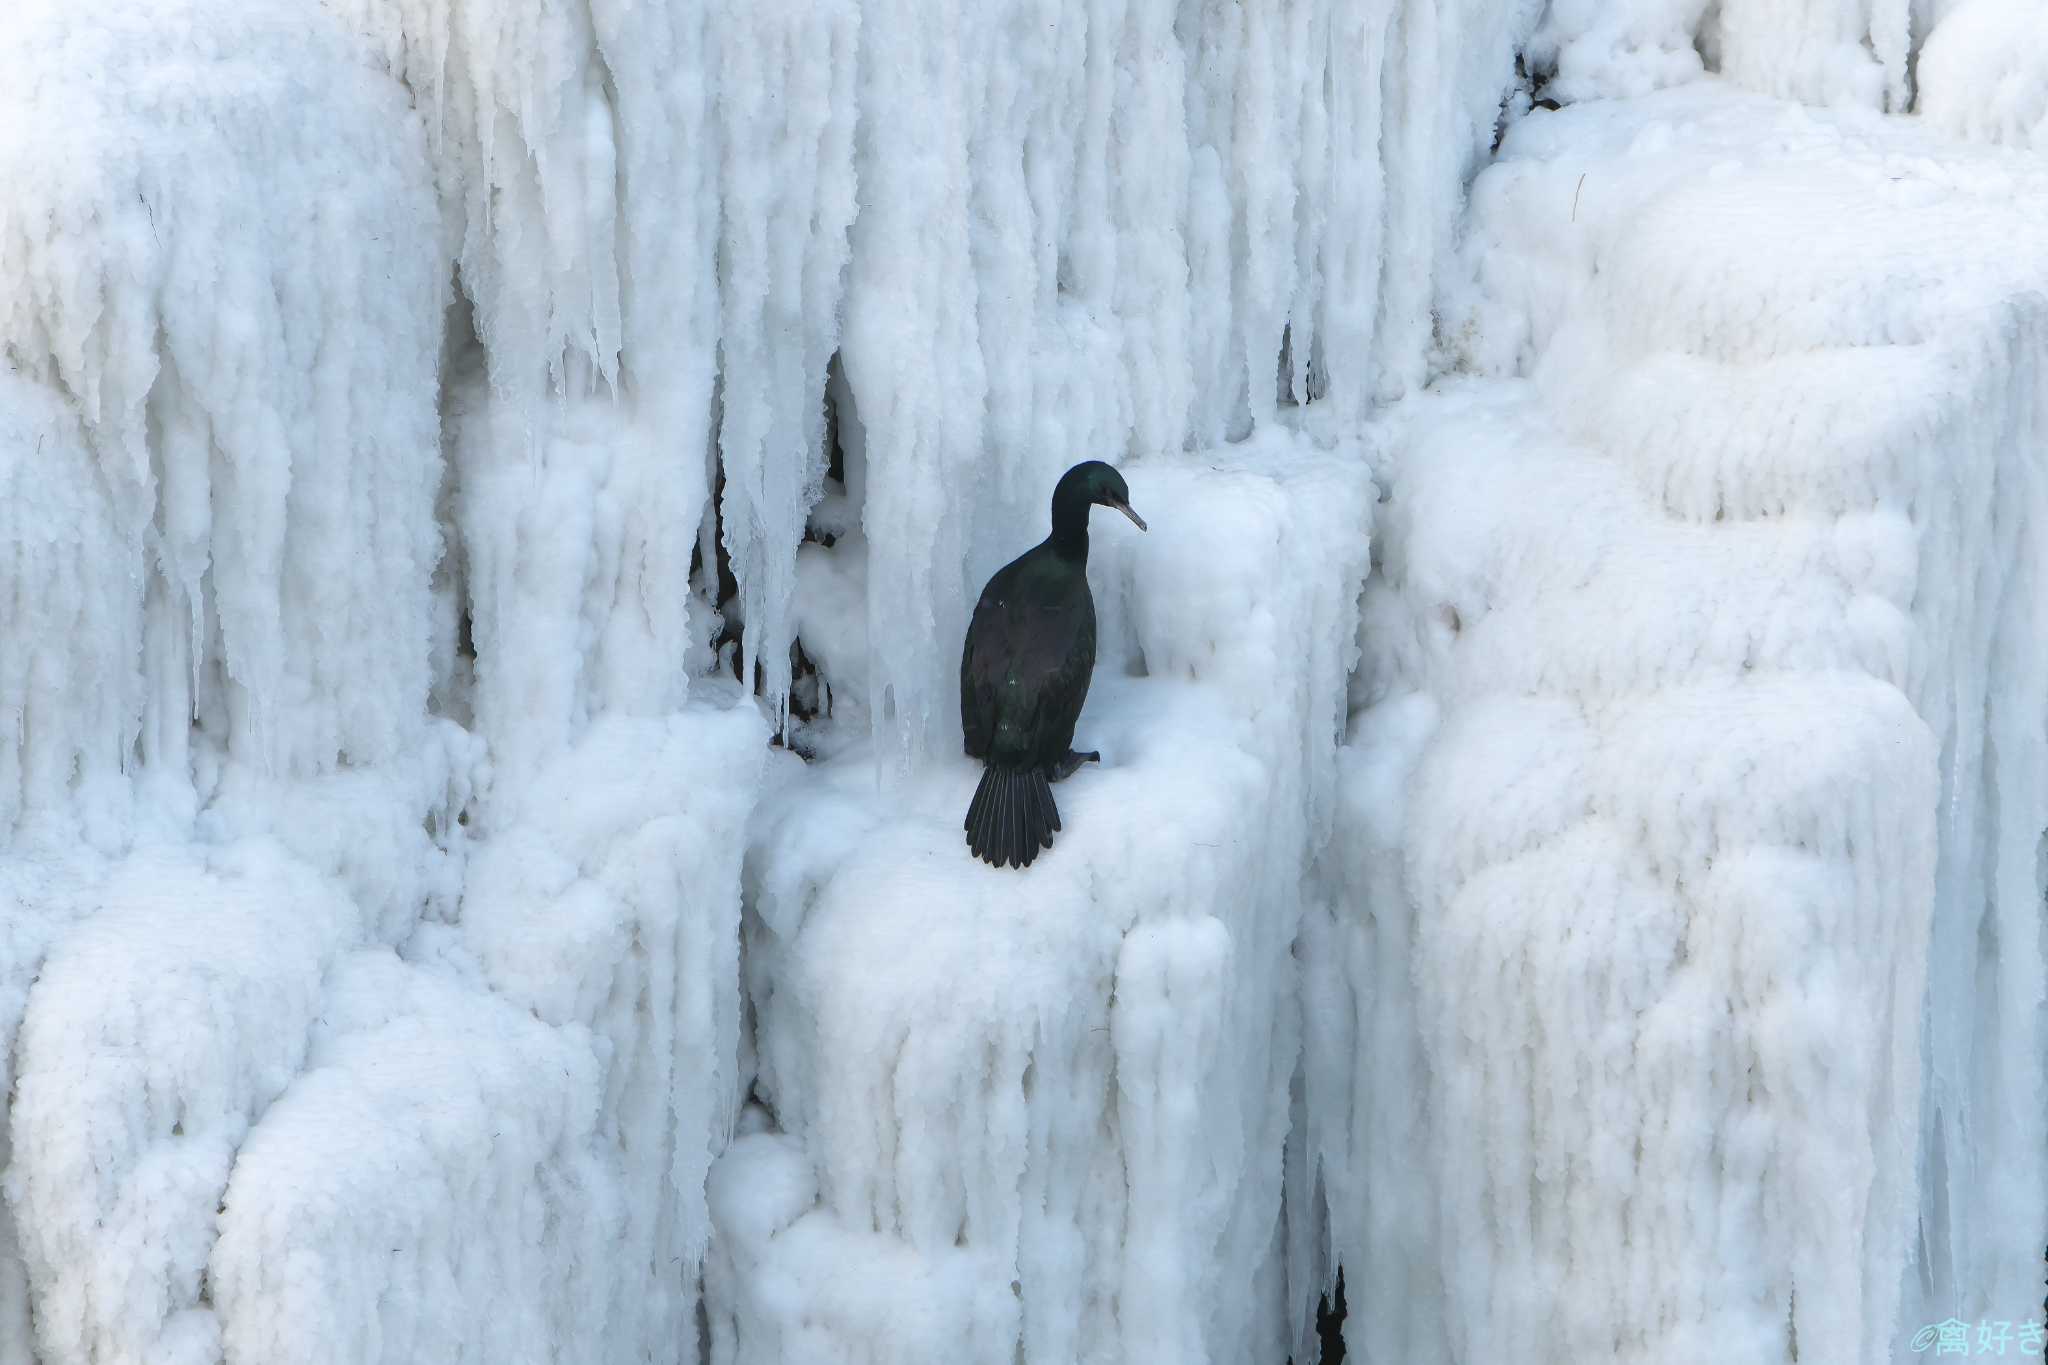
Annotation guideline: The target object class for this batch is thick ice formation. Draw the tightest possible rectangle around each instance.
[6,0,2048,1361]
[1918,0,2048,149]
[0,3,754,1363]
[0,375,129,847]
[714,440,1372,1364]
[320,0,1501,760]
[327,0,726,757]
[6,850,359,1365]
[454,704,766,1354]
[1313,87,2048,1363]
[713,0,858,730]
[0,0,446,811]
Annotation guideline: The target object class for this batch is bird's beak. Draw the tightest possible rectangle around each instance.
[1111,499,1148,532]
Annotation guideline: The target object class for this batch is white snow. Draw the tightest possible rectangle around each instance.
[0,2,754,1362]
[1311,85,2048,1364]
[4,0,2048,1363]
[208,945,615,1365]
[1918,0,2048,149]
[1530,0,1916,109]
[7,848,362,1365]
[0,373,132,850]
[812,0,1530,767]
[455,703,766,1354]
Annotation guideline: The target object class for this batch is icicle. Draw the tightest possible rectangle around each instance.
[712,0,859,730]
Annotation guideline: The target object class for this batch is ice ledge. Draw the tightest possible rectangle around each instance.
[711,434,1374,1365]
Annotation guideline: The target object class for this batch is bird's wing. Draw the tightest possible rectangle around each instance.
[960,580,1007,758]
[986,589,1095,767]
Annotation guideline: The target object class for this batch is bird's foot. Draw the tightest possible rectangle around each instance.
[1051,749,1100,782]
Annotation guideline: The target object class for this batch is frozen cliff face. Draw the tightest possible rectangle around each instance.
[1313,85,2047,1365]
[5,1,2048,1363]
[0,3,758,1363]
[0,0,447,823]
[323,0,724,766]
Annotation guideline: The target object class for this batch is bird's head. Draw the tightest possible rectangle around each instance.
[1055,460,1147,532]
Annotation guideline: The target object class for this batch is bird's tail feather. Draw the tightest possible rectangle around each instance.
[965,765,1061,868]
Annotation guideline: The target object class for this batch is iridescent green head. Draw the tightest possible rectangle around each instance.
[1051,460,1146,538]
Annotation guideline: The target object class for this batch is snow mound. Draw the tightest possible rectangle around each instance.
[712,437,1372,1364]
[4,847,360,1365]
[2,701,763,1365]
[208,948,612,1365]
[0,853,136,1365]
[1315,86,2048,1364]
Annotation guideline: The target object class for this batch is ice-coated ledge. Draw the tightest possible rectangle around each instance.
[1314,85,2048,1365]
[710,435,1373,1365]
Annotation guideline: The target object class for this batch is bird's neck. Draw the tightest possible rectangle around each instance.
[1047,511,1090,562]
[1048,490,1093,561]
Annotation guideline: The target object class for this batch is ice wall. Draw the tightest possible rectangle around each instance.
[325,0,1525,764]
[1315,85,2048,1364]
[0,0,446,823]
[2,0,1519,1357]
[785,0,1535,767]
[323,0,724,764]
[0,2,758,1362]
[8,0,2044,1362]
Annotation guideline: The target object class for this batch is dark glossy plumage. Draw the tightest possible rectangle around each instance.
[961,461,1145,868]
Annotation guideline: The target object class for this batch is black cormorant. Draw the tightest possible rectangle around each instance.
[960,460,1146,868]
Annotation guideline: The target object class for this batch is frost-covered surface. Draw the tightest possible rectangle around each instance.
[326,0,725,757]
[712,440,1371,1364]
[6,0,2048,1362]
[1317,86,2048,1363]
[7,849,359,1365]
[0,2,757,1362]
[455,705,766,1359]
[1530,0,1918,109]
[326,0,1526,762]
[804,0,1532,766]
[207,947,612,1365]
[0,0,446,821]
[1918,0,2048,149]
